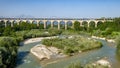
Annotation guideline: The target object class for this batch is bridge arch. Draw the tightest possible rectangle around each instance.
[12,20,18,26]
[60,21,65,29]
[97,21,104,28]
[46,20,51,29]
[22,20,29,23]
[82,21,88,27]
[0,20,5,28]
[32,20,37,24]
[89,21,96,28]
[6,20,11,27]
[39,21,44,29]
[66,20,72,29]
[19,20,24,23]
[26,20,31,23]
[53,20,58,28]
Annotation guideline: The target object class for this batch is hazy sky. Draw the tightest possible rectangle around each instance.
[0,0,120,18]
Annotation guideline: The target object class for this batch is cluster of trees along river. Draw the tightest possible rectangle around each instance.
[0,17,120,68]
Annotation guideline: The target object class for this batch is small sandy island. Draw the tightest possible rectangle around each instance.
[22,36,66,61]
[30,44,66,60]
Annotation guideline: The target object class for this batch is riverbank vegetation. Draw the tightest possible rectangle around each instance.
[42,36,102,55]
[116,35,120,56]
[15,28,62,40]
[0,37,18,68]
[92,18,120,39]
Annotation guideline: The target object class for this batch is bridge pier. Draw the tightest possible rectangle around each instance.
[79,21,83,26]
[51,20,54,28]
[72,20,74,29]
[36,20,40,27]
[5,22,7,27]
[95,22,98,28]
[11,22,13,27]
[65,22,67,30]
[58,22,60,30]
[44,20,47,29]
[37,22,39,27]
[88,21,90,28]
[4,20,7,27]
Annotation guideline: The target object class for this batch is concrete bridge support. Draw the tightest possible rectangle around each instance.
[71,20,75,29]
[50,20,54,28]
[9,20,14,27]
[36,20,40,27]
[5,22,7,27]
[65,22,67,30]
[11,22,14,27]
[58,21,60,30]
[87,21,90,28]
[44,20,47,29]
[95,21,98,28]
[4,20,7,27]
[79,21,83,26]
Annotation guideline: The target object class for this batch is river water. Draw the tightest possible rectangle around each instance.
[16,38,120,68]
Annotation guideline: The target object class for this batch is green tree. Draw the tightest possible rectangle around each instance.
[116,36,120,56]
[74,21,80,31]
[3,27,15,36]
[0,37,18,68]
[114,18,120,31]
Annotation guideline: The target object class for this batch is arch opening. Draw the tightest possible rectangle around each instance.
[89,21,95,28]
[60,21,65,29]
[53,21,58,29]
[0,20,5,28]
[97,21,104,29]
[67,21,72,29]
[82,21,88,27]
[39,21,44,29]
[46,21,51,29]
[6,20,11,27]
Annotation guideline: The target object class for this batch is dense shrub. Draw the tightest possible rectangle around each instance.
[65,62,81,68]
[48,28,62,35]
[42,36,102,55]
[74,21,80,31]
[0,37,18,68]
[116,35,120,56]
[15,29,62,39]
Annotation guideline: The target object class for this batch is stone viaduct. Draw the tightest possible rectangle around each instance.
[0,18,113,30]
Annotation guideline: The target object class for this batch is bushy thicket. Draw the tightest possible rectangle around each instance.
[0,37,18,68]
[0,22,43,36]
[42,36,102,55]
[116,35,120,56]
[92,18,120,39]
[15,28,62,40]
[73,18,120,39]
[65,62,81,68]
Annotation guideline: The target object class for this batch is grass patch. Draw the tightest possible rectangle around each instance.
[42,36,102,56]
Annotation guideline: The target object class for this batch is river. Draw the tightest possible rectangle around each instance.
[16,37,120,68]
